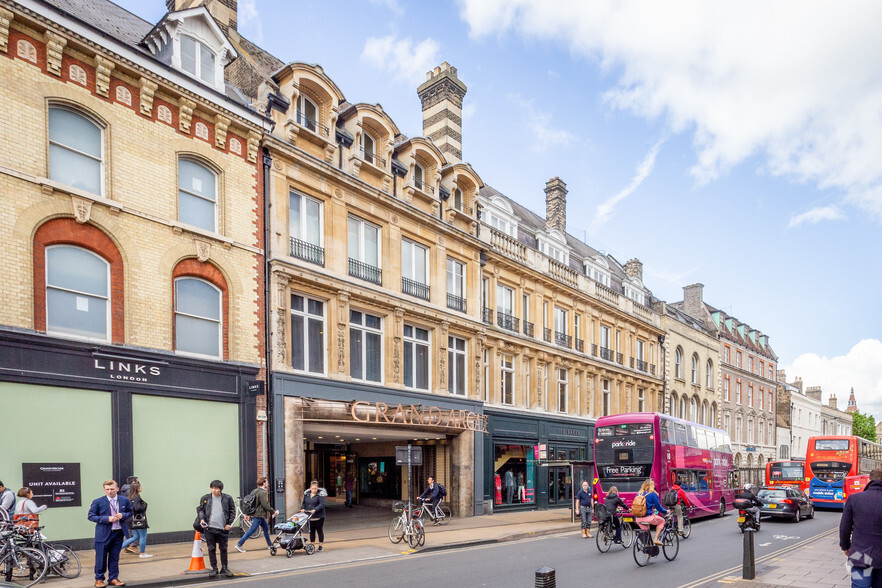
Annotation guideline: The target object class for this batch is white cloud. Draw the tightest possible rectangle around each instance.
[787,205,845,229]
[458,0,882,221]
[784,339,882,422]
[508,94,576,152]
[237,0,263,43]
[589,139,663,234]
[360,35,440,85]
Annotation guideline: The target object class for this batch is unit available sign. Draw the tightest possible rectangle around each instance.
[22,463,81,508]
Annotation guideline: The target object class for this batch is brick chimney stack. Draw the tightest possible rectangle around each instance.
[417,62,467,162]
[624,259,644,281]
[682,283,704,318]
[828,394,838,409]
[544,177,567,233]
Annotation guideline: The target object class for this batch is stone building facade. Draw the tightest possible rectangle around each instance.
[820,391,852,437]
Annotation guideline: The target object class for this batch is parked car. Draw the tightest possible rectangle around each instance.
[757,486,814,522]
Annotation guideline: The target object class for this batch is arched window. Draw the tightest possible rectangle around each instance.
[361,131,376,164]
[691,354,699,384]
[675,347,683,379]
[178,157,218,232]
[670,392,678,416]
[413,162,424,190]
[297,94,318,132]
[706,359,713,389]
[48,106,103,195]
[679,396,687,420]
[701,401,708,425]
[453,187,463,211]
[46,245,110,341]
[689,397,697,422]
[174,277,221,357]
[710,403,717,427]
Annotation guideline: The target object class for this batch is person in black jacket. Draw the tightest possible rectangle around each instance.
[196,480,236,578]
[604,487,629,543]
[300,481,326,552]
[121,482,152,558]
[419,476,443,524]
[734,483,764,524]
[840,468,882,588]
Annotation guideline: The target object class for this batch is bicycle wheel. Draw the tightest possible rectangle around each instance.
[596,525,613,553]
[416,521,426,547]
[5,547,49,587]
[620,522,634,548]
[388,517,405,544]
[663,529,679,561]
[632,533,650,567]
[239,512,249,534]
[47,544,81,579]
[437,506,452,526]
[680,516,691,539]
[406,521,423,549]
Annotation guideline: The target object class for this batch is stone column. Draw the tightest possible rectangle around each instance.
[333,290,350,379]
[284,397,305,516]
[450,430,475,518]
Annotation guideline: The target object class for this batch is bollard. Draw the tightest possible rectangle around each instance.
[742,528,756,580]
[535,566,556,588]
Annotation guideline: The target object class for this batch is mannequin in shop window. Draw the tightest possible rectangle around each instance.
[505,470,515,504]
[517,472,525,502]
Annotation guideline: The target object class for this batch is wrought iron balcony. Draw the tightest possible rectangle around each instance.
[555,331,572,348]
[543,328,552,343]
[591,343,598,356]
[576,339,584,353]
[650,364,656,376]
[359,146,386,167]
[617,352,624,365]
[523,321,534,338]
[447,293,467,313]
[295,110,330,137]
[290,237,324,266]
[413,176,435,194]
[401,277,429,300]
[482,307,494,325]
[348,258,382,285]
[600,346,614,361]
[636,359,648,372]
[496,312,519,332]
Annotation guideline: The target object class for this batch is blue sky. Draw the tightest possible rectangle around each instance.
[117,0,882,420]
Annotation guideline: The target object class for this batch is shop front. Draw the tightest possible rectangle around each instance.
[0,330,259,547]
[272,374,485,518]
[484,407,595,513]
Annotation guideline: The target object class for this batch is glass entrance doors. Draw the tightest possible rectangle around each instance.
[547,465,572,505]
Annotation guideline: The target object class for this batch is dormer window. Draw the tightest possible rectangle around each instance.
[625,287,645,304]
[541,241,568,264]
[181,36,215,85]
[361,132,376,164]
[298,95,318,132]
[486,212,515,237]
[413,163,424,190]
[453,188,463,211]
[586,258,611,287]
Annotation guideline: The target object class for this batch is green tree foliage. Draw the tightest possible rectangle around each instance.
[851,410,877,442]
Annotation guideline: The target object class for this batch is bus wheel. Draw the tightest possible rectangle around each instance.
[718,499,726,518]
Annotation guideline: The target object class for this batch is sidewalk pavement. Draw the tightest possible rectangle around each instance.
[51,509,580,587]
[711,528,850,588]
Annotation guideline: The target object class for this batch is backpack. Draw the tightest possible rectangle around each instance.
[437,484,447,498]
[240,489,258,516]
[630,493,647,517]
[664,489,680,507]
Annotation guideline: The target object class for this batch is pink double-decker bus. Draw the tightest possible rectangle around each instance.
[594,412,737,519]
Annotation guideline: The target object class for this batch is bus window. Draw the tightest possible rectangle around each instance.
[727,470,738,490]
[710,431,721,451]
[686,425,697,448]
[815,439,849,451]
[722,434,732,453]
[660,419,674,444]
[674,470,697,490]
[696,429,709,450]
[697,471,710,490]
[674,423,688,446]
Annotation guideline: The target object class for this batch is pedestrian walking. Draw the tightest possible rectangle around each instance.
[344,473,355,508]
[300,481,326,552]
[575,480,594,538]
[840,468,882,588]
[0,480,15,522]
[14,487,47,530]
[196,480,235,578]
[121,482,152,558]
[87,479,132,587]
[235,477,278,553]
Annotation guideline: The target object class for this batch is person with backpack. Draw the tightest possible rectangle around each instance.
[235,477,278,553]
[419,476,445,525]
[0,481,15,522]
[604,486,629,544]
[633,478,667,545]
[665,477,692,537]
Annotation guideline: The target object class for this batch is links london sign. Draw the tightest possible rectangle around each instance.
[93,358,162,382]
[349,401,488,433]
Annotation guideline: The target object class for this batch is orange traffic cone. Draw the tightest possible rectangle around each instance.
[183,531,208,574]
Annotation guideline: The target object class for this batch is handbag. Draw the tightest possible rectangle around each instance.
[13,501,39,530]
[131,514,147,529]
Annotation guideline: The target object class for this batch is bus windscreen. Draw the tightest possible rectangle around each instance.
[814,439,849,451]
[595,423,655,492]
[769,463,803,481]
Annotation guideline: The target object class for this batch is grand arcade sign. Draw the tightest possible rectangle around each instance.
[349,401,488,433]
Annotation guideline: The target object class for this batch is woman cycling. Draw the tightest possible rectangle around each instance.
[604,486,628,544]
[635,479,667,545]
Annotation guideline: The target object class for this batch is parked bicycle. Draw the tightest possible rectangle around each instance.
[633,512,679,566]
[231,496,252,534]
[0,522,49,587]
[594,504,634,552]
[388,502,425,548]
[19,525,81,578]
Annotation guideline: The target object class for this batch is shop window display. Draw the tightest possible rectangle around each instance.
[494,444,535,505]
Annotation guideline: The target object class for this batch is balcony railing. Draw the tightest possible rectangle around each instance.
[290,237,324,266]
[555,331,572,348]
[496,312,519,332]
[617,352,624,365]
[591,343,598,356]
[543,328,552,343]
[523,321,534,338]
[575,339,584,353]
[401,277,429,300]
[359,146,386,167]
[348,258,382,285]
[650,364,656,376]
[600,346,614,361]
[482,307,494,325]
[447,293,467,313]
[636,359,648,372]
[295,110,330,137]
[413,176,435,194]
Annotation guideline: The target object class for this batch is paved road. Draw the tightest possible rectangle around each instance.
[196,510,841,588]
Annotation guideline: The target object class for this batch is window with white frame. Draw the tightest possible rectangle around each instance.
[446,258,465,310]
[724,413,730,435]
[349,310,382,383]
[485,211,516,237]
[689,397,697,421]
[748,419,754,444]
[736,351,742,368]
[180,35,215,85]
[483,348,489,401]
[768,390,773,412]
[706,359,713,389]
[290,192,323,262]
[401,239,428,285]
[557,368,567,413]
[497,284,514,318]
[736,380,742,404]
[724,377,730,401]
[453,188,463,211]
[636,339,645,364]
[680,396,687,419]
[361,131,376,164]
[174,277,221,357]
[625,286,645,304]
[710,404,717,426]
[178,158,217,232]
[413,162,424,190]
[297,94,318,132]
[291,294,325,374]
[48,106,103,195]
[602,379,610,416]
[748,384,753,407]
[758,421,764,445]
[691,354,699,384]
[522,294,530,325]
[348,215,381,278]
[554,307,567,335]
[736,416,742,442]
[600,325,610,352]
[574,314,581,343]
[638,387,645,412]
[540,239,568,264]
[675,347,683,379]
[701,402,707,425]
[448,336,466,395]
[46,245,110,341]
[501,354,514,405]
[748,356,753,372]
[403,324,430,390]
[724,346,730,363]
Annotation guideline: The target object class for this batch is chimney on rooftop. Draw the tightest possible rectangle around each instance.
[544,177,568,233]
[828,394,838,409]
[166,0,238,34]
[624,259,644,281]
[417,62,467,163]
[682,283,704,318]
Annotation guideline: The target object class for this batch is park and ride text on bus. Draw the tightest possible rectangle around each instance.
[594,412,737,519]
[806,435,882,508]
[765,460,807,491]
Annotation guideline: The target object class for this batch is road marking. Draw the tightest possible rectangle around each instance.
[772,535,800,541]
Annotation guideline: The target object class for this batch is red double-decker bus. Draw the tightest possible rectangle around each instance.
[806,435,882,508]
[765,460,807,491]
[594,412,737,519]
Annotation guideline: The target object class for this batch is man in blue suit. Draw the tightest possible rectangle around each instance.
[87,479,132,587]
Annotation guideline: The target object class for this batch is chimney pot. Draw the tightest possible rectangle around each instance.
[544,177,568,233]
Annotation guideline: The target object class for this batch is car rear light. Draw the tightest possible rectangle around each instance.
[781,499,793,505]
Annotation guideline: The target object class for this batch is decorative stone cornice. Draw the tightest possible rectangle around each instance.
[93,55,114,97]
[214,114,231,150]
[139,77,157,117]
[247,131,260,163]
[178,97,196,133]
[0,7,13,54]
[43,31,66,76]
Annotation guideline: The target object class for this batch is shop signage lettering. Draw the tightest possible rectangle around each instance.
[350,401,487,433]
[555,428,580,436]
[602,465,647,478]
[611,439,637,449]
[22,463,81,508]
[94,359,161,382]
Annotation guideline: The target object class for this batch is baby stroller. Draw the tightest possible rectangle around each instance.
[270,512,315,557]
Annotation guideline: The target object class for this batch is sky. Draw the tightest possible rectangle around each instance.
[115,0,882,421]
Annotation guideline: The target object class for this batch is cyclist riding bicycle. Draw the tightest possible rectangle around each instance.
[418,476,442,525]
[603,486,629,543]
[668,477,692,534]
[635,479,668,546]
